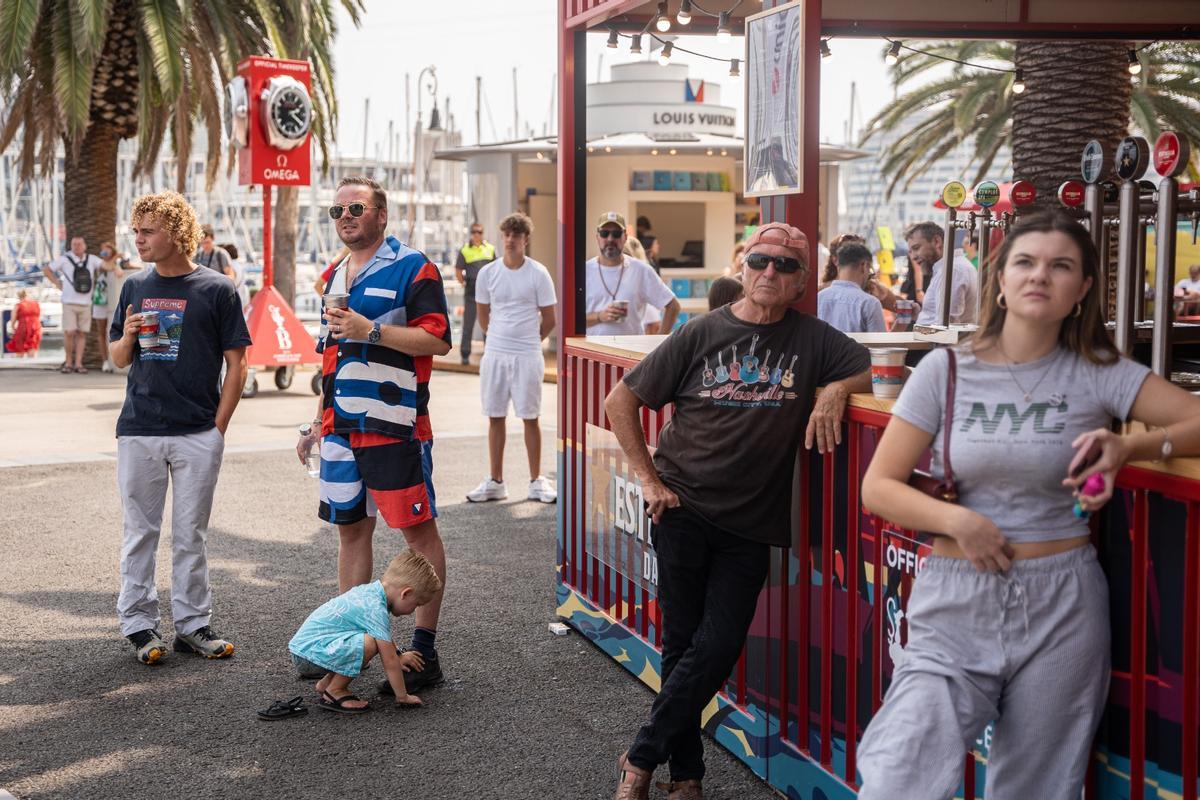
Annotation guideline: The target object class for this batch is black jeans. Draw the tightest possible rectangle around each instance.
[627,506,771,781]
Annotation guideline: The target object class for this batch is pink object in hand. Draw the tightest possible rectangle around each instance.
[1082,474,1106,496]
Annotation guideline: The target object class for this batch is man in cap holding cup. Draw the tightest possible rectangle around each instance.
[604,222,871,799]
[586,211,680,335]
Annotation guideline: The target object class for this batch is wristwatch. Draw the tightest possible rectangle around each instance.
[368,322,382,344]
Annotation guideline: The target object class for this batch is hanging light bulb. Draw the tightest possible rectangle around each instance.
[677,0,692,25]
[630,34,643,54]
[819,39,832,58]
[606,27,619,49]
[729,58,740,77]
[1012,68,1026,94]
[885,41,902,66]
[655,2,671,32]
[658,40,674,67]
[716,11,731,43]
[1128,49,1142,75]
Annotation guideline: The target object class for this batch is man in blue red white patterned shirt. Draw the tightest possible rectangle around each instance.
[295,175,453,695]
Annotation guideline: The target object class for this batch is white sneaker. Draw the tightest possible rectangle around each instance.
[528,476,558,503]
[467,477,507,502]
[101,359,114,373]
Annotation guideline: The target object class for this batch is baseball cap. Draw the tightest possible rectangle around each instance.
[596,211,627,230]
[744,222,810,267]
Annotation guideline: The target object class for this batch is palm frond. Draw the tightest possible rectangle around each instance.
[137,0,184,97]
[0,0,42,82]
[70,0,112,53]
[52,0,96,139]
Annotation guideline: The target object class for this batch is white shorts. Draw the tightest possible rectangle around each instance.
[479,351,544,419]
[91,304,109,321]
[62,303,90,333]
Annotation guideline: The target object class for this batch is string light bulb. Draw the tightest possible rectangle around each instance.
[885,41,902,66]
[606,27,619,49]
[658,41,674,67]
[1128,49,1142,75]
[716,11,731,43]
[655,2,671,32]
[729,58,740,77]
[677,0,692,25]
[630,34,642,54]
[820,39,832,58]
[1012,68,1026,94]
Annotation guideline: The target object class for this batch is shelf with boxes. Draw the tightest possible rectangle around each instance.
[630,170,733,193]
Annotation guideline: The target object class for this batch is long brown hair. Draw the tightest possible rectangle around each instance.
[820,233,865,285]
[973,210,1117,365]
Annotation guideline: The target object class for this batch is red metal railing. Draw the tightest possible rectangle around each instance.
[561,342,1200,797]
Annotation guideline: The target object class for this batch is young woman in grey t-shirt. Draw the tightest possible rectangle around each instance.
[855,211,1200,799]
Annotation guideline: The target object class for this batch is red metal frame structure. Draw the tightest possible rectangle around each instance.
[556,1,1200,796]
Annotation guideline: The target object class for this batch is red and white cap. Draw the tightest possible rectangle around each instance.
[744,222,810,267]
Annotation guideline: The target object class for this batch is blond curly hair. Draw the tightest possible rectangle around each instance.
[130,191,203,257]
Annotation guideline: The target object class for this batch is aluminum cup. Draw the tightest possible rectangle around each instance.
[869,347,907,399]
[613,300,629,318]
[137,310,159,350]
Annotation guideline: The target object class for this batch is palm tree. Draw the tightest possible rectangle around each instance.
[0,0,360,364]
[860,41,1200,208]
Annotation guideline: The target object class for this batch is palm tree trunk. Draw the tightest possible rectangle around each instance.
[63,121,121,369]
[273,185,299,306]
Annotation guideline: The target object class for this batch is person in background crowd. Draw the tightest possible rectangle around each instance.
[465,212,557,504]
[220,243,251,309]
[636,215,653,250]
[963,229,980,268]
[706,276,744,310]
[624,238,662,334]
[109,190,251,665]
[195,225,234,279]
[585,212,679,336]
[5,288,41,357]
[93,241,126,373]
[818,233,867,292]
[856,211,1200,799]
[899,252,927,305]
[728,241,746,277]
[907,221,979,326]
[1175,263,1200,316]
[606,222,871,800]
[817,242,886,334]
[296,176,452,697]
[641,235,661,273]
[455,222,497,365]
[43,235,100,374]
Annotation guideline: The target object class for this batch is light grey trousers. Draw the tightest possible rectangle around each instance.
[116,427,225,637]
[857,545,1110,800]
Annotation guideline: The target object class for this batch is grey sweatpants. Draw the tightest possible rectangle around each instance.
[116,427,225,637]
[857,545,1109,800]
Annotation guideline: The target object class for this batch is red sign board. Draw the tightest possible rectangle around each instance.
[237,56,313,187]
[243,285,320,367]
[1010,180,1037,207]
[1058,180,1085,207]
[1153,131,1191,178]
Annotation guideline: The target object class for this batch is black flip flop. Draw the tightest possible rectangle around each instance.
[317,690,370,715]
[257,696,308,721]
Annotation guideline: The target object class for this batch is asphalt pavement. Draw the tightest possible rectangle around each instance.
[0,367,777,800]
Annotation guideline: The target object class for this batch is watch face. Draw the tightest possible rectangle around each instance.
[271,87,311,140]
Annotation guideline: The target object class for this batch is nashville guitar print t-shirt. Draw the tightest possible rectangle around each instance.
[623,305,870,546]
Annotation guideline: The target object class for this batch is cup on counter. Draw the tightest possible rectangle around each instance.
[612,300,629,318]
[869,347,907,399]
[893,299,915,331]
[137,310,160,350]
[324,292,350,309]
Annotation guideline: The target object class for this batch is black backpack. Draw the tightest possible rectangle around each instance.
[67,255,92,295]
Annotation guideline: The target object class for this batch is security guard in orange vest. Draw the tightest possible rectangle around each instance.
[454,222,496,364]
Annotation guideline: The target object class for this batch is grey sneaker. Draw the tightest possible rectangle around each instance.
[173,625,235,659]
[127,628,167,665]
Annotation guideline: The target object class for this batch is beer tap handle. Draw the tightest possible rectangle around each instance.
[1192,212,1199,245]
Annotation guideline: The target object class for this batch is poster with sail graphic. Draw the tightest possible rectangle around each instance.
[744,0,803,198]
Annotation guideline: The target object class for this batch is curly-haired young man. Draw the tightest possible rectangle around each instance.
[108,191,252,665]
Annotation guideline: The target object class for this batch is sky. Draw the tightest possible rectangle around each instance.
[329,0,897,158]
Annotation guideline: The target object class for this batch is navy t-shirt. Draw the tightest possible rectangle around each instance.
[110,267,252,436]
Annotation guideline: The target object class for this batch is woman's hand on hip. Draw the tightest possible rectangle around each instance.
[947,506,1015,572]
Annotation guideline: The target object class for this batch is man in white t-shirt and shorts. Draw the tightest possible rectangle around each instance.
[42,235,101,373]
[466,212,559,504]
[585,212,680,335]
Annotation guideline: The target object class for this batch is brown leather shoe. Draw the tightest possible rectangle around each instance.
[613,751,652,800]
[656,779,704,800]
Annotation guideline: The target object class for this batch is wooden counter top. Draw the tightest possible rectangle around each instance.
[565,331,948,363]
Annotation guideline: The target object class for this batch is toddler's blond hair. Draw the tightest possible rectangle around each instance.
[383,549,442,604]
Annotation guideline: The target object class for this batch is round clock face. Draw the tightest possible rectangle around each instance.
[271,86,311,140]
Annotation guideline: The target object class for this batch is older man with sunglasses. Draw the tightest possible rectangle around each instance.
[586,212,680,335]
[604,222,871,800]
[295,175,453,697]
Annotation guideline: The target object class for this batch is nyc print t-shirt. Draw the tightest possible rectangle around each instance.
[891,346,1150,542]
[111,266,251,436]
[623,305,870,546]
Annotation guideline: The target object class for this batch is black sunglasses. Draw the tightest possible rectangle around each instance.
[744,253,805,274]
[470,229,483,234]
[597,229,624,239]
[328,203,381,220]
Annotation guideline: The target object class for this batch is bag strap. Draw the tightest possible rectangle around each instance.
[941,348,957,485]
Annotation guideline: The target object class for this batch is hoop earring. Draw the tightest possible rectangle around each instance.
[1073,302,1082,318]
[997,293,1008,310]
